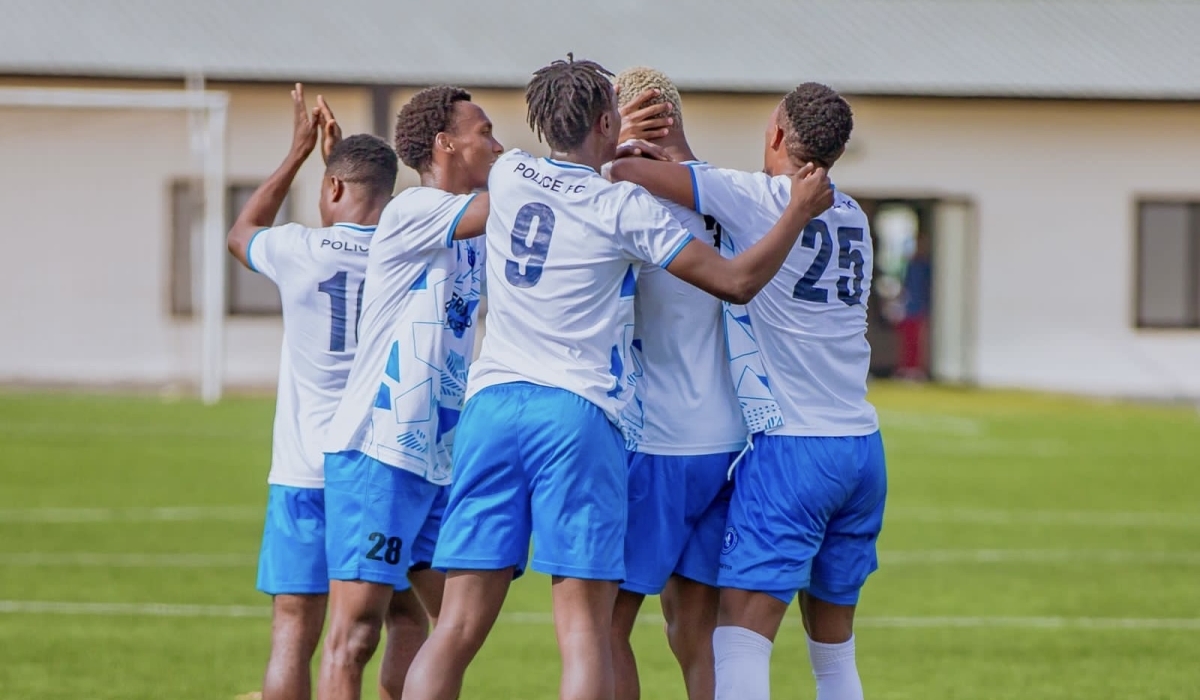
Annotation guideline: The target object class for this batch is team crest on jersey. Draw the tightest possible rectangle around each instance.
[444,292,476,339]
[722,526,739,554]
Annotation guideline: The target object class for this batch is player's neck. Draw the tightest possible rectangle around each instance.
[330,198,385,227]
[659,132,696,163]
[421,165,475,195]
[548,144,607,174]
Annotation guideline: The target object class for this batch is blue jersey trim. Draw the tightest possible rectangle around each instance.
[335,222,377,233]
[446,193,478,247]
[685,163,703,215]
[543,157,596,173]
[659,233,694,269]
[245,227,270,273]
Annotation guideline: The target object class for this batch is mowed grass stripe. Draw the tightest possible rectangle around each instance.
[3,600,1199,631]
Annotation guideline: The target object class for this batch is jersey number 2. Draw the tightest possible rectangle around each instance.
[317,271,365,352]
[505,202,556,288]
[792,221,866,306]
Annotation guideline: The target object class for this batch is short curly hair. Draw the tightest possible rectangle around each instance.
[780,82,853,167]
[614,66,683,130]
[326,134,398,199]
[394,86,472,172]
[526,54,615,151]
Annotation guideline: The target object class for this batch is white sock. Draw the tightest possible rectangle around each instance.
[713,625,772,700]
[807,635,863,700]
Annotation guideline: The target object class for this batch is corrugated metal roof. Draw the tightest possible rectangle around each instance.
[3,0,1199,99]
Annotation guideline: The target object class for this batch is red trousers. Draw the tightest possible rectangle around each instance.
[897,315,928,372]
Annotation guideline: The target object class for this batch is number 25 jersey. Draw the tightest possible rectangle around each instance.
[688,166,879,437]
[468,149,694,426]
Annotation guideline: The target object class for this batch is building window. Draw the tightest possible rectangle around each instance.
[170,181,290,317]
[1136,202,1200,328]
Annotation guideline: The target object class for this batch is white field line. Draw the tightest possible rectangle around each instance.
[880,549,1200,565]
[1,600,1198,631]
[0,506,261,523]
[885,506,1200,529]
[0,421,262,440]
[3,549,1199,569]
[0,553,255,567]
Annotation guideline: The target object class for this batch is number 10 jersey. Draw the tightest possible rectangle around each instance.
[467,149,694,428]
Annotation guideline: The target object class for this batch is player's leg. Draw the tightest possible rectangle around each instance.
[377,588,428,700]
[402,384,531,700]
[256,485,329,700]
[800,431,888,700]
[318,451,440,700]
[377,486,448,700]
[524,386,628,700]
[661,454,736,700]
[661,576,718,700]
[612,452,690,700]
[264,594,327,700]
[713,435,852,700]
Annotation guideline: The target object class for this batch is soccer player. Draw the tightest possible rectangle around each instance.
[402,56,834,700]
[608,67,746,700]
[610,83,886,700]
[225,84,400,700]
[317,86,501,700]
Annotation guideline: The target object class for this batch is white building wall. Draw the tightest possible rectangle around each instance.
[2,80,1198,400]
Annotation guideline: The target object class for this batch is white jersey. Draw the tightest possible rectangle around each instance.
[324,187,485,485]
[688,166,879,436]
[247,222,374,488]
[468,149,694,427]
[619,193,747,455]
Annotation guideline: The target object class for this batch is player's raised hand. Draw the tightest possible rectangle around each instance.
[617,87,674,142]
[289,83,320,159]
[614,138,671,162]
[315,95,343,165]
[787,162,834,217]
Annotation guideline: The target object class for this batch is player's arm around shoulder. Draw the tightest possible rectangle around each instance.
[609,157,696,211]
[664,164,833,304]
[228,83,320,272]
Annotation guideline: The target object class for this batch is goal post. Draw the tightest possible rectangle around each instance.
[0,85,230,405]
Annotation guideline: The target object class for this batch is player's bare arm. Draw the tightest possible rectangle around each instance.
[664,163,833,304]
[227,83,319,269]
[450,193,490,240]
[609,157,695,209]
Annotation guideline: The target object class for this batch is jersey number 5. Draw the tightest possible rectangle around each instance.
[317,271,365,352]
[792,221,866,306]
[505,202,556,288]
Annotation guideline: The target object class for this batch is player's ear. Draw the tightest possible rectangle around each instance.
[769,124,786,152]
[329,175,345,202]
[435,131,454,155]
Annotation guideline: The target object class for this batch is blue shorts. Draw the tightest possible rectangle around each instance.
[434,382,628,581]
[622,451,736,595]
[257,485,328,596]
[323,450,443,590]
[719,432,887,606]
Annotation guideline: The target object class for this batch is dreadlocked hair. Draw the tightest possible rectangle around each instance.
[394,85,472,172]
[781,82,853,168]
[525,53,615,151]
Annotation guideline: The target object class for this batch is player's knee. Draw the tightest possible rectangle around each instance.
[326,617,383,669]
[386,592,429,633]
[271,594,325,652]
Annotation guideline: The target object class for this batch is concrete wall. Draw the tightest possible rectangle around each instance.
[2,77,1198,399]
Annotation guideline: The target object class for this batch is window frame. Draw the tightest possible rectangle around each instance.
[1134,199,1200,330]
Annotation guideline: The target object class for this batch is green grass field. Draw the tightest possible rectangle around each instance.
[1,382,1198,699]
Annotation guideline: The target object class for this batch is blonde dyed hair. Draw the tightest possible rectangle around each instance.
[614,66,684,129]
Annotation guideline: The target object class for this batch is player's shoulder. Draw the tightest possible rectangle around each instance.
[388,185,458,210]
[829,188,869,226]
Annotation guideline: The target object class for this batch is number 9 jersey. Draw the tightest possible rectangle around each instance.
[688,165,880,437]
[467,149,695,427]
